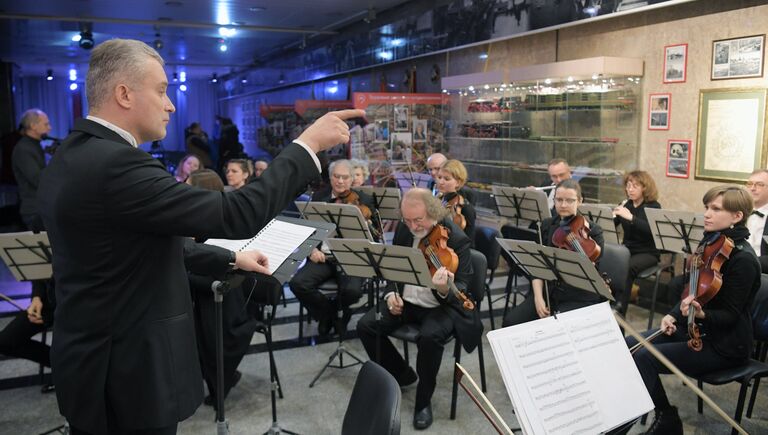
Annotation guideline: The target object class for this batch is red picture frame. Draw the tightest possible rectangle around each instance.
[648,93,671,130]
[665,139,691,178]
[663,43,688,84]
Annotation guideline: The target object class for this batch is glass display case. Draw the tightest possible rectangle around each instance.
[442,57,643,209]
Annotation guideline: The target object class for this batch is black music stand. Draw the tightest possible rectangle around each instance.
[355,187,402,221]
[299,202,373,241]
[495,238,614,316]
[394,171,431,192]
[644,208,705,328]
[491,186,549,241]
[578,204,623,245]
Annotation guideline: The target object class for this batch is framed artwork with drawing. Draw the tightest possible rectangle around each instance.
[666,139,691,178]
[648,93,671,130]
[663,43,688,83]
[712,34,765,80]
[695,88,767,182]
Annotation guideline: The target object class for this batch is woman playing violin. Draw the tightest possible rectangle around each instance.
[436,159,476,240]
[502,179,604,327]
[625,186,760,434]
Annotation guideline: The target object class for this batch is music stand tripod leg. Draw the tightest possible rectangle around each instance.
[212,281,230,435]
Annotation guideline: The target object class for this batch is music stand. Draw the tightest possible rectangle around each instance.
[491,186,549,238]
[394,170,431,192]
[356,187,402,221]
[298,202,373,241]
[496,239,614,316]
[578,204,623,245]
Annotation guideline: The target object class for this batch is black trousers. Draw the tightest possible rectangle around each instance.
[356,301,454,410]
[70,423,178,435]
[619,252,660,310]
[289,260,363,322]
[501,289,599,327]
[626,328,744,409]
[0,310,50,366]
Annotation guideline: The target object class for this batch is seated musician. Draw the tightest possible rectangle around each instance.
[290,159,376,336]
[351,158,370,187]
[624,186,760,435]
[502,179,604,327]
[612,170,662,313]
[436,159,476,240]
[356,188,481,430]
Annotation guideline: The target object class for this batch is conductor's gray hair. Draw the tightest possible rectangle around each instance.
[86,39,165,111]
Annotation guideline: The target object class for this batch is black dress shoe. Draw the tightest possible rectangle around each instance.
[317,315,332,336]
[40,383,55,394]
[645,406,683,435]
[413,404,433,430]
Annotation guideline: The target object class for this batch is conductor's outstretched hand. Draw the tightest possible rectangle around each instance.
[298,109,366,153]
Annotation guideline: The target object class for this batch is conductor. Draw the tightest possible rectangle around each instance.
[37,38,364,435]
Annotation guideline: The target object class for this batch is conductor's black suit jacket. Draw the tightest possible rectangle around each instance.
[37,119,318,434]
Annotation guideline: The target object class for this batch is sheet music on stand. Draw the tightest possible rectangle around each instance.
[491,186,549,229]
[578,204,623,245]
[644,208,705,254]
[324,239,433,288]
[487,302,653,435]
[296,202,374,241]
[0,231,53,281]
[355,187,402,221]
[495,239,614,303]
[394,171,431,192]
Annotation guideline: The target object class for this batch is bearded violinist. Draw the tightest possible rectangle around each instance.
[356,188,481,430]
[624,186,760,434]
[502,179,604,327]
[436,159,476,240]
[289,159,378,336]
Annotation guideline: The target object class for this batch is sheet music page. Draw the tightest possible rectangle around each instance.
[206,219,315,274]
[557,303,654,431]
[488,317,604,435]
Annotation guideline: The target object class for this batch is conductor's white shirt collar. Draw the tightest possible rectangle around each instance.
[86,115,139,148]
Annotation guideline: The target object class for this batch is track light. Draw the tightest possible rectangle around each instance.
[78,22,95,50]
[211,73,218,83]
[46,69,54,81]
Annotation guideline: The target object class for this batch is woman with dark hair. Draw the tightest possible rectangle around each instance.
[612,170,662,313]
[225,159,251,190]
[625,185,760,434]
[502,179,604,327]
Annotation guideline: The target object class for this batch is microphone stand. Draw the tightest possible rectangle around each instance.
[211,280,231,435]
[404,160,417,188]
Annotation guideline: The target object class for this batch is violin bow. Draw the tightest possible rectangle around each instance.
[455,363,515,435]
[404,159,418,188]
[0,292,27,312]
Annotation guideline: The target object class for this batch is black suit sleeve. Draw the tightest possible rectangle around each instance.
[183,239,231,279]
[104,142,317,239]
[760,255,768,274]
[12,141,44,190]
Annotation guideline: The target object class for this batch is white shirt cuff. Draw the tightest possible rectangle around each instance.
[292,139,322,173]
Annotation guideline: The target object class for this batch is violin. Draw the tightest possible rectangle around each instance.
[551,215,601,262]
[418,224,475,311]
[336,189,373,220]
[682,233,734,351]
[441,192,467,230]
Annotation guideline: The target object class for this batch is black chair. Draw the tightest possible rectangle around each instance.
[389,249,488,420]
[500,225,538,319]
[474,226,502,329]
[747,274,768,417]
[597,243,631,315]
[637,253,676,329]
[342,361,401,435]
[693,274,768,435]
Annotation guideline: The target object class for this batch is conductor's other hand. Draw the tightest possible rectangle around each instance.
[27,296,43,324]
[660,314,677,335]
[309,248,326,263]
[387,293,404,316]
[235,250,270,274]
[297,109,366,153]
[534,294,550,318]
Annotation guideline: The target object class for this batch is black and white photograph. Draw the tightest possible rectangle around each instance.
[663,43,688,83]
[666,139,692,178]
[712,34,765,80]
[393,105,409,131]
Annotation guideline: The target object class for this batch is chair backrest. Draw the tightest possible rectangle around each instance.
[474,226,502,271]
[468,249,488,303]
[597,243,630,300]
[752,273,768,342]
[342,361,401,435]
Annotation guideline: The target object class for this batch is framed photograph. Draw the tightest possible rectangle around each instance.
[663,43,688,83]
[390,132,412,163]
[374,119,389,142]
[413,119,428,142]
[666,140,691,178]
[696,88,768,182]
[648,93,671,130]
[393,105,410,131]
[711,34,765,80]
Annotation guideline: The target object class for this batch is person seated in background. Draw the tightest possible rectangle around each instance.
[426,152,447,196]
[624,185,760,435]
[185,122,212,167]
[351,159,370,187]
[612,170,662,314]
[174,154,202,183]
[289,160,376,336]
[502,179,604,327]
[538,158,572,213]
[224,158,251,191]
[0,280,54,376]
[746,169,768,273]
[436,159,476,240]
[356,188,481,430]
[253,159,269,178]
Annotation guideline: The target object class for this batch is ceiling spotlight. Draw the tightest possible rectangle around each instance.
[172,72,178,82]
[69,68,77,81]
[179,71,187,83]
[179,84,188,92]
[78,22,95,50]
[211,73,218,83]
[46,69,54,81]
[71,34,81,42]
[153,33,163,50]
[241,78,248,84]
[69,83,78,91]
[219,41,228,52]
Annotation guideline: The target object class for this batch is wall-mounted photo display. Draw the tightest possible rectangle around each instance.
[648,93,671,130]
[663,43,688,83]
[712,34,765,80]
[666,139,691,178]
[393,105,410,131]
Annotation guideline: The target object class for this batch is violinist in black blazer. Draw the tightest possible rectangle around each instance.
[625,186,760,434]
[502,179,604,327]
[36,39,363,435]
[356,188,480,430]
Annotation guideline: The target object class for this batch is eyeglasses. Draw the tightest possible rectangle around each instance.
[746,181,767,188]
[554,198,578,205]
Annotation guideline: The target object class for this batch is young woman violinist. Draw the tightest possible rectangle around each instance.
[502,179,604,327]
[435,159,476,240]
[625,186,760,434]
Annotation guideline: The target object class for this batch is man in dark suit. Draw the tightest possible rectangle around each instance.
[37,38,363,435]
[356,188,481,430]
[746,169,768,272]
[290,159,376,336]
